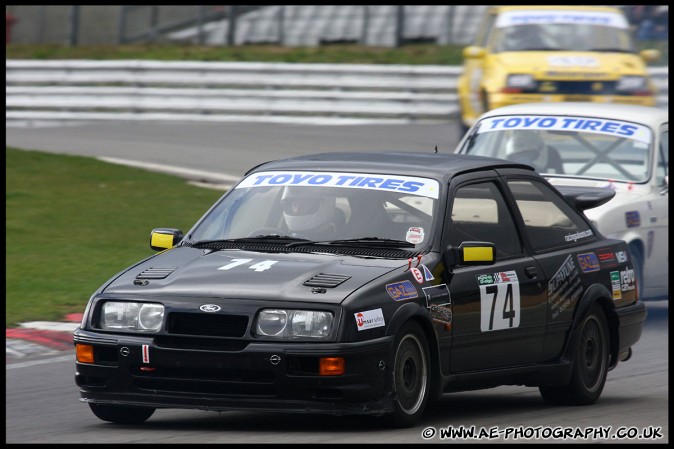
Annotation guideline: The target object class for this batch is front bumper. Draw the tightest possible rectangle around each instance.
[74,329,395,416]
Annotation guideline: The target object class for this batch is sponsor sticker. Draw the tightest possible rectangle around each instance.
[625,211,641,228]
[565,229,594,242]
[406,227,425,244]
[620,268,636,292]
[477,273,495,285]
[494,271,518,283]
[386,280,418,301]
[615,250,628,263]
[596,248,618,268]
[355,308,385,331]
[476,115,650,144]
[423,284,452,325]
[548,255,583,320]
[577,252,600,273]
[430,305,453,325]
[236,171,439,199]
[610,271,622,300]
[421,264,435,281]
[423,284,451,307]
[496,10,629,29]
[411,267,424,284]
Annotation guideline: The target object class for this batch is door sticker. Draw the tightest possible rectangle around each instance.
[478,271,520,332]
[423,284,452,325]
[548,255,583,320]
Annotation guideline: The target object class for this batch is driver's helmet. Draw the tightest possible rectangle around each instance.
[281,186,336,232]
[503,25,539,50]
[505,130,549,169]
[506,130,544,154]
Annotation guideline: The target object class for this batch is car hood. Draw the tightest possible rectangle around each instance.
[491,52,647,77]
[101,246,405,304]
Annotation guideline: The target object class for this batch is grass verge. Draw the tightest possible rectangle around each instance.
[6,147,224,327]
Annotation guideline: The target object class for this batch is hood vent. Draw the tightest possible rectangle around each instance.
[303,273,351,288]
[136,267,176,280]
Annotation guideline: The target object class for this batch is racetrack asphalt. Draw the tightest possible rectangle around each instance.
[6,302,668,361]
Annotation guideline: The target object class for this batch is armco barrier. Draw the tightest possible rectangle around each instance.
[5,60,668,125]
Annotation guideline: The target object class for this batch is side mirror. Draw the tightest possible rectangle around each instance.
[446,241,496,266]
[150,228,184,251]
[463,46,486,59]
[639,49,661,63]
[661,175,669,195]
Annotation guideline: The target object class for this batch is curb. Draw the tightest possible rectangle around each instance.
[6,313,82,358]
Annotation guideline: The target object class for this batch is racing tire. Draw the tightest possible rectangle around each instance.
[539,303,609,406]
[627,243,644,300]
[386,321,431,428]
[88,403,156,424]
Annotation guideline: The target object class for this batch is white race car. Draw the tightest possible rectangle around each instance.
[455,103,668,300]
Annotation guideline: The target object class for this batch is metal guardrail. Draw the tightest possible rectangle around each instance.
[5,60,668,125]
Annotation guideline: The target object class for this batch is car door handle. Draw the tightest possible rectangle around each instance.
[524,266,538,279]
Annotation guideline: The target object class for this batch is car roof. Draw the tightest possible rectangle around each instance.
[475,103,668,128]
[249,151,535,183]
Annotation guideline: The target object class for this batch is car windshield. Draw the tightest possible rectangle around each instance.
[188,170,440,249]
[461,115,654,183]
[490,9,634,53]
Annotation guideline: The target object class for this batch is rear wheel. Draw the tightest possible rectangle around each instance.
[539,303,609,405]
[387,321,430,427]
[88,403,155,424]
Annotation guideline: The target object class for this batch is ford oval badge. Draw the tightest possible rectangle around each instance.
[200,304,221,312]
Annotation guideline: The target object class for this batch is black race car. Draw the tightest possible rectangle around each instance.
[74,151,646,427]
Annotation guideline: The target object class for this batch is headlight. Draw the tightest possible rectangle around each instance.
[100,301,164,332]
[616,76,647,92]
[255,309,333,339]
[506,74,536,90]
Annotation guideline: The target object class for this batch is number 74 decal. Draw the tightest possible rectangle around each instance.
[479,281,520,331]
[218,258,278,272]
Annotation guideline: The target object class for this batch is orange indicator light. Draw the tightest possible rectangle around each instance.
[319,357,345,376]
[76,344,94,363]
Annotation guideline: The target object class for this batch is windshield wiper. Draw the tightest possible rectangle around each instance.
[192,235,310,248]
[286,237,415,249]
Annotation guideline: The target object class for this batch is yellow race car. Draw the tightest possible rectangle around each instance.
[457,5,661,132]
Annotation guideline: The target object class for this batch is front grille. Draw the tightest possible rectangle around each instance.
[528,80,619,95]
[167,312,249,338]
[132,364,276,396]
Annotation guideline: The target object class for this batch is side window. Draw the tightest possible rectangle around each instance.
[449,181,523,259]
[507,179,595,252]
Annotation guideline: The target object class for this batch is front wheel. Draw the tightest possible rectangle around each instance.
[387,321,431,428]
[539,303,609,405]
[88,403,155,424]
